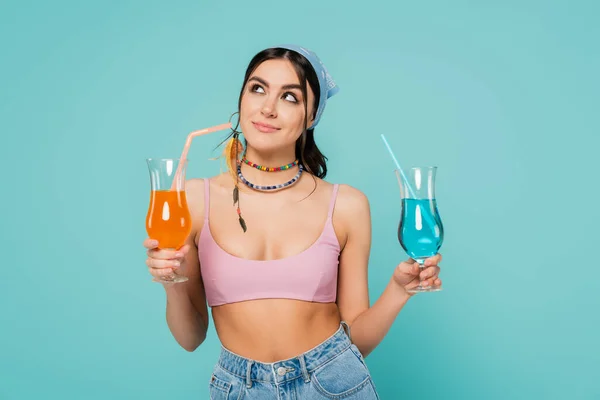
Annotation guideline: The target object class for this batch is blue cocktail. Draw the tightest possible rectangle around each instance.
[396,167,444,293]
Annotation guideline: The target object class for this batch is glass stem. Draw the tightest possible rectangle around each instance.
[418,261,426,287]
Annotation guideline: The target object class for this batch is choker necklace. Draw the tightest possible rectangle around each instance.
[241,157,298,172]
[237,163,303,191]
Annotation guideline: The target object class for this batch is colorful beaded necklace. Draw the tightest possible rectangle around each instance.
[237,162,303,191]
[241,157,299,172]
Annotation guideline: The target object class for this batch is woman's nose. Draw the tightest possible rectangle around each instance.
[261,96,277,118]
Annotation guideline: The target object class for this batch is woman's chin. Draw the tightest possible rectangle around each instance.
[246,144,279,155]
[245,135,280,152]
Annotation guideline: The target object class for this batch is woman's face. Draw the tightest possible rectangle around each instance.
[239,59,315,154]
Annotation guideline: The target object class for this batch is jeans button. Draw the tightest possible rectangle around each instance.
[277,367,286,376]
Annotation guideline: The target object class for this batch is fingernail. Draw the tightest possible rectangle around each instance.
[175,253,183,258]
[173,261,180,267]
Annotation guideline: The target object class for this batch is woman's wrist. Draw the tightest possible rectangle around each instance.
[389,276,413,303]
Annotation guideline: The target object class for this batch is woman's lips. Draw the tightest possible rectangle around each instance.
[252,121,280,133]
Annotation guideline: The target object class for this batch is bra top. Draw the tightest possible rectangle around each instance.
[198,179,341,307]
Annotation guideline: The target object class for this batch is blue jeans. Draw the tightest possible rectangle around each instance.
[209,322,380,399]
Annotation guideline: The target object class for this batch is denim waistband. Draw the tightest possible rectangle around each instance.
[216,322,352,387]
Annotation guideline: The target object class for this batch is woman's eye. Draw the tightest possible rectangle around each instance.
[283,92,298,103]
[251,84,265,93]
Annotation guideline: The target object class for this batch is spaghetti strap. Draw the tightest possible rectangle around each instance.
[203,179,210,222]
[327,184,339,219]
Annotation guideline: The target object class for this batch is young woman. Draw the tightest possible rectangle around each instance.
[143,44,442,399]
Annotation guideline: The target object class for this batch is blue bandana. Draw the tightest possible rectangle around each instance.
[275,44,339,129]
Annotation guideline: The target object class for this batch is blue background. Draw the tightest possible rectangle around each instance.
[1,0,598,399]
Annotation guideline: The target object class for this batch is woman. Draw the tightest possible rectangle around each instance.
[143,44,442,399]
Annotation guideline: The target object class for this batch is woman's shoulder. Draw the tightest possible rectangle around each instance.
[184,173,226,215]
[325,181,371,246]
[183,179,207,233]
[184,174,231,243]
[333,182,370,211]
[185,177,206,191]
[186,172,230,190]
[185,173,232,202]
[184,177,207,204]
[318,180,370,230]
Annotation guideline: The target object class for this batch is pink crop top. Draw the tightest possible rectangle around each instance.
[198,180,341,307]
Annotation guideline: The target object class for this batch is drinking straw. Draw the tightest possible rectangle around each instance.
[169,122,232,190]
[380,134,418,200]
[380,133,437,233]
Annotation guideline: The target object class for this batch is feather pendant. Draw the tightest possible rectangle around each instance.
[238,215,247,232]
[233,186,239,206]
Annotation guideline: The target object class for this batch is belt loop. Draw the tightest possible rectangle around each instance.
[298,354,310,383]
[246,360,253,388]
[341,320,352,342]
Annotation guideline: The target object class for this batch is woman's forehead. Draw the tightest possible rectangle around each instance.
[250,59,301,86]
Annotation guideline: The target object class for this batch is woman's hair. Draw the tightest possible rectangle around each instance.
[228,47,328,179]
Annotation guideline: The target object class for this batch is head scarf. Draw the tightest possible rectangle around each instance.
[276,44,339,129]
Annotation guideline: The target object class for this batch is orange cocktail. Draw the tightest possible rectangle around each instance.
[145,158,190,283]
[146,189,191,249]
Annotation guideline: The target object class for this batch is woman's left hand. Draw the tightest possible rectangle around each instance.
[392,254,442,296]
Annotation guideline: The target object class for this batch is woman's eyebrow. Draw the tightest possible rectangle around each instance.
[248,76,302,91]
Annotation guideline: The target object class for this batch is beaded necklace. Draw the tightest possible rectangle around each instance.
[241,157,299,172]
[237,162,303,191]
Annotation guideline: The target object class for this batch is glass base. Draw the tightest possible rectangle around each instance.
[152,274,188,284]
[407,284,442,294]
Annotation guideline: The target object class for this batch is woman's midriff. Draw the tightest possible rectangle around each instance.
[211,299,341,363]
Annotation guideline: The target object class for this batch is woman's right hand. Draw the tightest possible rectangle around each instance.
[143,238,190,282]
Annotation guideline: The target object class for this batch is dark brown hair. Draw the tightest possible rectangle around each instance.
[228,47,328,178]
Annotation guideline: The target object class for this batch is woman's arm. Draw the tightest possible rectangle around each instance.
[335,184,441,358]
[163,232,209,352]
[160,179,210,352]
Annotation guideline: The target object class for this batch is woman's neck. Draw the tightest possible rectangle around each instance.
[239,147,300,187]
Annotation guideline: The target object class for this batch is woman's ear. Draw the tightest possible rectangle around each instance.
[308,113,315,129]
